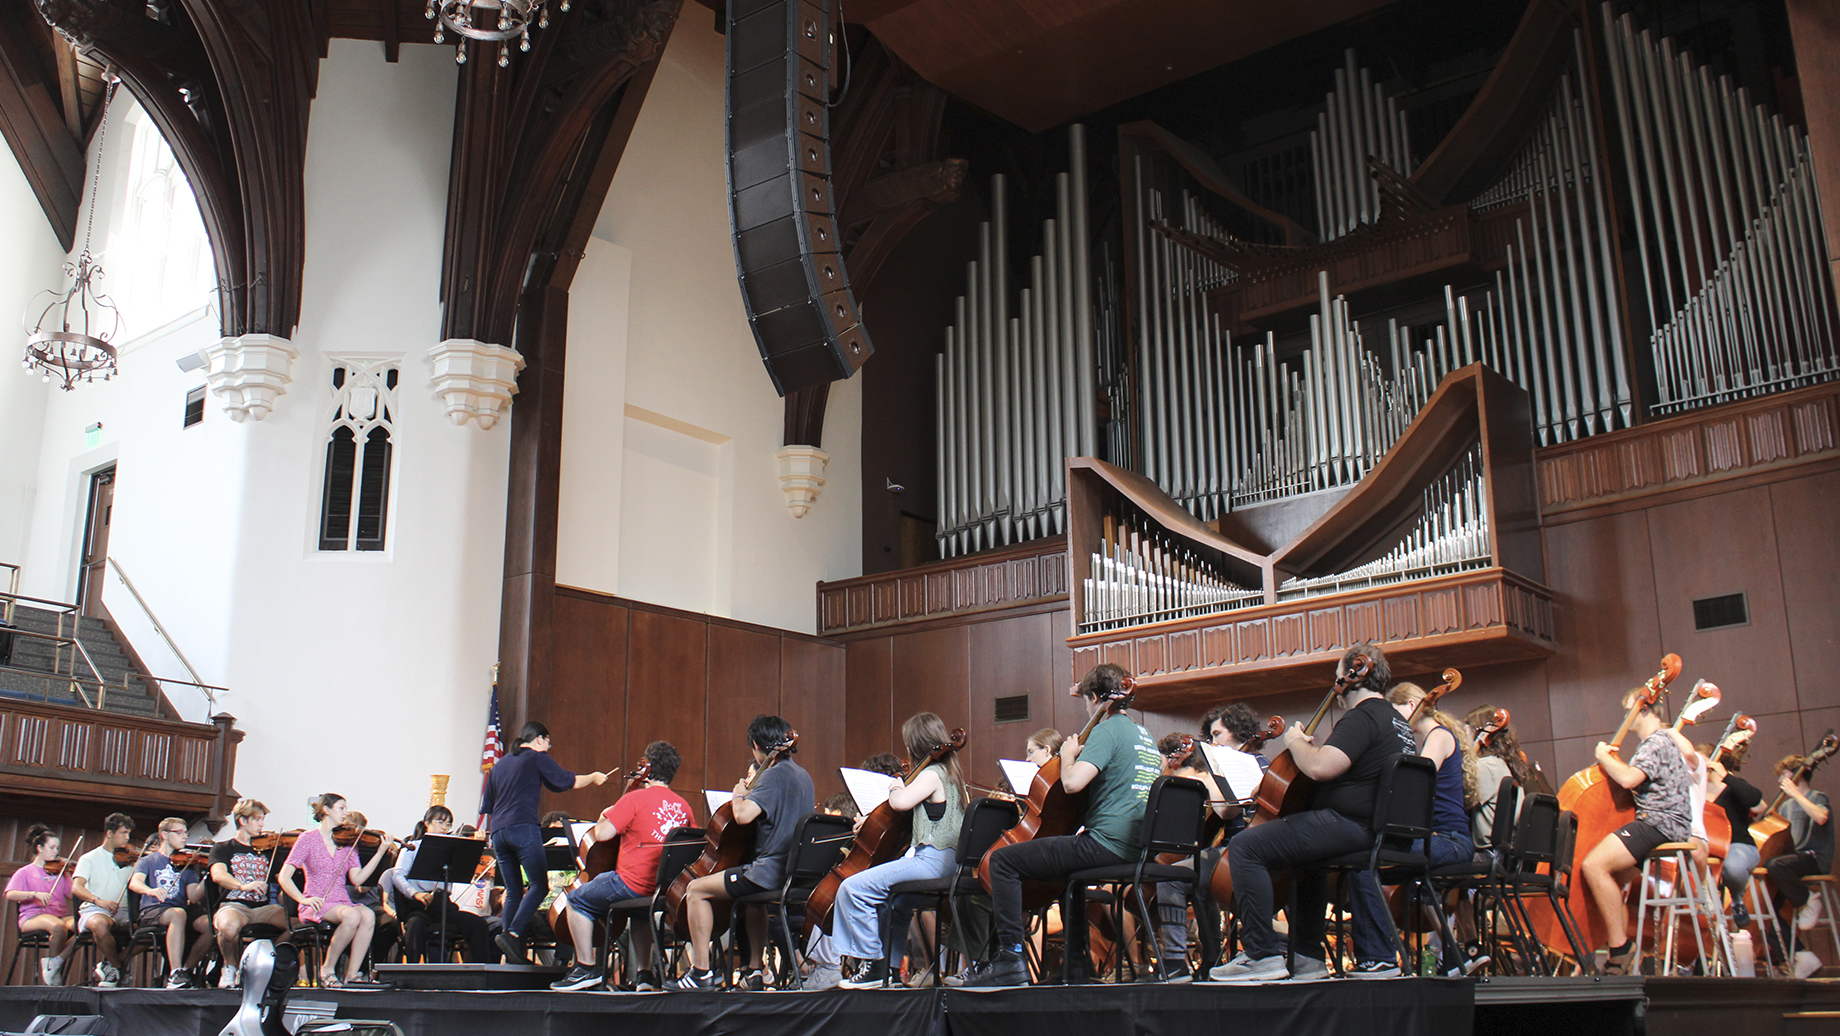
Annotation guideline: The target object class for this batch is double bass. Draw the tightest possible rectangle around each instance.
[549,758,653,957]
[978,680,1135,908]
[662,731,798,939]
[1667,680,1731,859]
[1525,653,1682,959]
[804,729,968,938]
[1749,730,1838,861]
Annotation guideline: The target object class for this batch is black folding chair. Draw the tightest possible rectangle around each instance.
[729,812,854,988]
[1430,775,1520,974]
[570,826,706,984]
[884,796,1022,985]
[1310,754,1450,973]
[1497,797,1591,975]
[1062,776,1210,983]
[3,898,54,985]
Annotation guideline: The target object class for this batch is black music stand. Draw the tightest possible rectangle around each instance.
[405,835,484,962]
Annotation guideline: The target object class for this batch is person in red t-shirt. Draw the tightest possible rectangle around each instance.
[550,741,693,992]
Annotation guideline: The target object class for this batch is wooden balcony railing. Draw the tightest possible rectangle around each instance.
[0,697,243,818]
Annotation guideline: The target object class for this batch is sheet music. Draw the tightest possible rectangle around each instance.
[704,790,732,815]
[839,767,896,815]
[998,759,1040,795]
[567,821,594,850]
[1200,744,1265,801]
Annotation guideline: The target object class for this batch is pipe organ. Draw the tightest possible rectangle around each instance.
[1312,49,1416,242]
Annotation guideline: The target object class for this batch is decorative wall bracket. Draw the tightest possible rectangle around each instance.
[428,338,524,430]
[197,333,297,422]
[775,444,829,518]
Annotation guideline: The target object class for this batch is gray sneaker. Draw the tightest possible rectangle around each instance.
[801,963,842,990]
[1207,953,1288,983]
[94,962,120,989]
[1286,956,1330,981]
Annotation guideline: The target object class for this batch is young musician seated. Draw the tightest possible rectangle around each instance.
[966,664,1161,987]
[128,817,212,988]
[824,712,967,989]
[277,793,398,988]
[71,813,136,988]
[342,810,400,964]
[1210,643,1414,983]
[1702,732,1763,927]
[551,740,693,992]
[1576,687,1694,976]
[1764,754,1831,979]
[1388,682,1480,974]
[6,824,75,985]
[1153,731,1238,982]
[388,806,496,965]
[1023,729,1063,769]
[675,714,814,991]
[210,798,285,989]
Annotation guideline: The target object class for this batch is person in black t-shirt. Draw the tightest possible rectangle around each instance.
[1209,643,1415,983]
[1703,730,1765,925]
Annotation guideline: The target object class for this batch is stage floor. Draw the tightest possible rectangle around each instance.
[1,975,1833,1036]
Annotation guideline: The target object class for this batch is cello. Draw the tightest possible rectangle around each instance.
[977,679,1134,908]
[1208,654,1375,907]
[1524,653,1682,960]
[548,757,653,958]
[1666,680,1731,860]
[803,729,967,938]
[662,730,798,939]
[1748,730,1838,861]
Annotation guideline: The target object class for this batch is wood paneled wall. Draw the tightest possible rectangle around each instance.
[542,587,847,824]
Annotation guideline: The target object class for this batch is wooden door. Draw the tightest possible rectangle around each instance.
[78,468,115,616]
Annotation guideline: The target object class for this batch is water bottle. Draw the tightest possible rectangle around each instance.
[1731,929,1756,977]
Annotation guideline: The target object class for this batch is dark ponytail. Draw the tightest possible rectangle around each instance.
[512,721,550,756]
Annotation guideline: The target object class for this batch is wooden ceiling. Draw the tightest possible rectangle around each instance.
[863,0,1403,132]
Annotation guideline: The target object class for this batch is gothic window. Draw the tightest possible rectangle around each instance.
[319,361,399,552]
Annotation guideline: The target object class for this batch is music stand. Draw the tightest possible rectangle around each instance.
[404,835,485,962]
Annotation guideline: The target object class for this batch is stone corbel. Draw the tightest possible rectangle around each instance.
[427,338,525,430]
[197,334,298,422]
[775,444,829,518]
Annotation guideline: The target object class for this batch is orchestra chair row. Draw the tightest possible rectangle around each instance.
[574,827,707,985]
[1061,776,1211,984]
[1491,794,1588,975]
[729,812,855,988]
[1429,775,1521,973]
[1310,755,1450,976]
[883,796,1022,986]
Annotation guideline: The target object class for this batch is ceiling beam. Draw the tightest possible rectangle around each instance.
[0,0,83,251]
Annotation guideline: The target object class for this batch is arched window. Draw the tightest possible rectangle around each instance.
[319,360,398,552]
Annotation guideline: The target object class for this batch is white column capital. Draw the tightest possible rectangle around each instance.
[427,338,525,430]
[197,334,299,422]
[775,444,829,519]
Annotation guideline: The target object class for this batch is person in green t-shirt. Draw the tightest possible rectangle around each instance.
[964,663,1160,987]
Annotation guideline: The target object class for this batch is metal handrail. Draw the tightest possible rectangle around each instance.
[0,625,112,709]
[104,557,215,709]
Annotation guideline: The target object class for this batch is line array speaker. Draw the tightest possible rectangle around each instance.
[726,0,872,396]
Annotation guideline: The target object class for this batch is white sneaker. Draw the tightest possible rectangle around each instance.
[1286,956,1330,981]
[1207,952,1289,983]
[801,963,841,990]
[39,957,61,986]
[1796,896,1823,931]
[1793,949,1821,979]
[219,963,240,990]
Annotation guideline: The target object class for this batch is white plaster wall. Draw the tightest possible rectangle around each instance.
[0,141,65,572]
[562,21,863,633]
[556,239,630,594]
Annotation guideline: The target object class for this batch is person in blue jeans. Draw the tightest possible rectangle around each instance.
[1387,681,1477,973]
[479,721,608,963]
[1210,643,1415,983]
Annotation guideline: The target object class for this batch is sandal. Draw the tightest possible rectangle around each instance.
[318,971,344,989]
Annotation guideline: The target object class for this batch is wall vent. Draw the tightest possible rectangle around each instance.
[1692,592,1748,631]
[994,695,1030,723]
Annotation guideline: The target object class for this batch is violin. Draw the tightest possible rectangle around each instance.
[664,731,799,939]
[165,843,216,869]
[806,729,967,937]
[112,845,147,867]
[245,831,297,854]
[41,858,70,876]
[331,825,394,854]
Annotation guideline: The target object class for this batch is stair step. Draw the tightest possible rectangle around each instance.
[0,605,167,720]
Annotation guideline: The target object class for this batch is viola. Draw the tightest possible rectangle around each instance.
[40,858,70,876]
[663,731,799,939]
[978,681,1134,909]
[1749,730,1838,861]
[805,729,968,938]
[551,758,654,956]
[1524,653,1682,958]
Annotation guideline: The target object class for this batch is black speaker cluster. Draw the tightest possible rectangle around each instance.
[726,0,872,396]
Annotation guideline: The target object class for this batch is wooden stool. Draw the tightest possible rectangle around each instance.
[1786,874,1840,976]
[1633,843,1724,976]
[1747,867,1785,973]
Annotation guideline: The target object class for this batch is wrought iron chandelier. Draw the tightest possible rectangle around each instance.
[23,79,120,392]
[428,0,568,67]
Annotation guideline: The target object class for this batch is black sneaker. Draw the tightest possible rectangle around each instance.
[633,970,659,992]
[496,932,529,965]
[1732,903,1752,929]
[1157,961,1192,984]
[1348,960,1403,979]
[960,954,1030,988]
[551,963,605,991]
[673,968,717,991]
[837,956,888,989]
[738,969,765,991]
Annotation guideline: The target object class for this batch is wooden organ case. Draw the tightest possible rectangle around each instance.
[1065,363,1554,708]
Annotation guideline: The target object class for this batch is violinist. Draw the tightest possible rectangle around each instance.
[1152,731,1237,982]
[277,793,399,988]
[1576,686,1694,976]
[478,721,610,965]
[966,664,1160,988]
[71,812,136,988]
[5,823,74,984]
[387,806,495,965]
[1210,643,1413,983]
[675,714,814,991]
[1763,753,1830,978]
[1702,732,1764,925]
[551,741,692,992]
[209,798,285,989]
[128,817,211,988]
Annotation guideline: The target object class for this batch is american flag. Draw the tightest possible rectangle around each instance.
[481,685,504,777]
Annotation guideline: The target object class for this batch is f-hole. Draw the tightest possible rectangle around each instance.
[77,466,117,617]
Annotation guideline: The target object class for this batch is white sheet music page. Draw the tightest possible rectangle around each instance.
[704,790,733,815]
[998,759,1040,796]
[1199,744,1265,801]
[839,768,896,815]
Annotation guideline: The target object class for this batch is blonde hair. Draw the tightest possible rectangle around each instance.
[232,798,268,823]
[903,712,965,805]
[1388,683,1481,807]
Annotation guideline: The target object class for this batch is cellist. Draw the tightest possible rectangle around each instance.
[1210,643,1414,983]
[1762,752,1830,978]
[1576,687,1694,976]
[675,714,814,991]
[965,663,1161,988]
[550,741,692,993]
